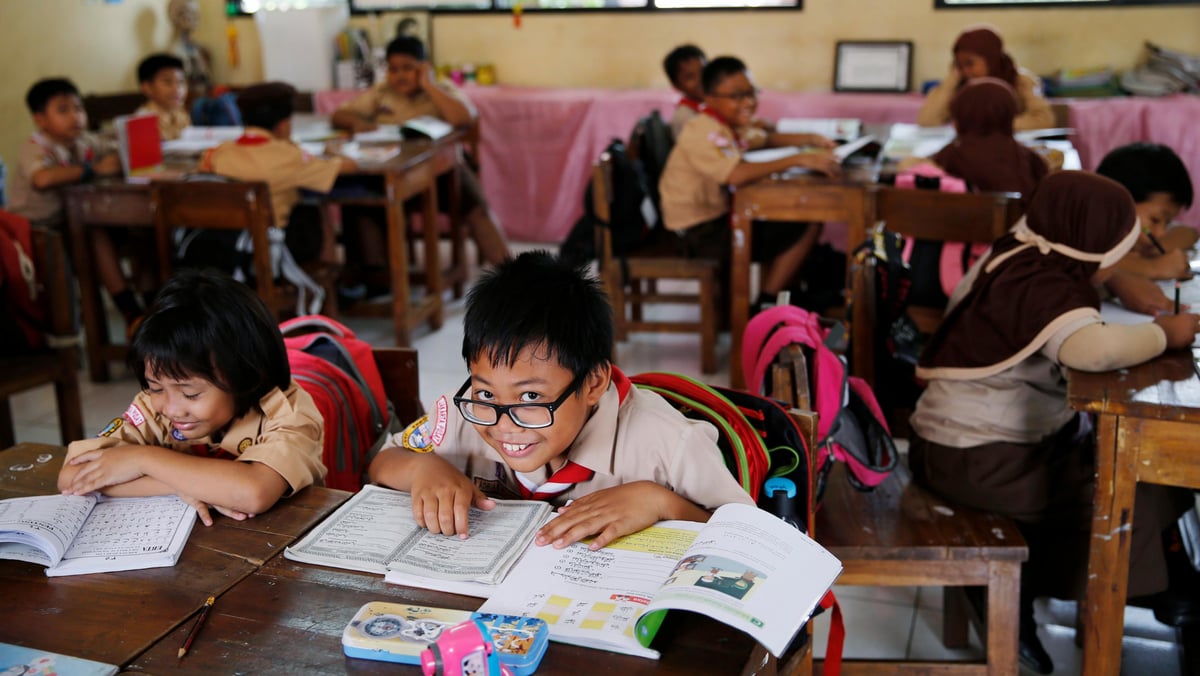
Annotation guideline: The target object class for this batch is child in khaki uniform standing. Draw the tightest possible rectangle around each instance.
[369,252,753,550]
[59,269,327,527]
[331,36,509,273]
[659,56,841,313]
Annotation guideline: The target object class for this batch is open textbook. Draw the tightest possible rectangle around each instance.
[775,117,862,141]
[742,135,876,166]
[284,484,551,584]
[477,502,842,659]
[0,494,196,577]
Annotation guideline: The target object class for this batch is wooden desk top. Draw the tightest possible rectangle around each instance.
[128,556,762,675]
[1067,347,1200,422]
[0,443,350,667]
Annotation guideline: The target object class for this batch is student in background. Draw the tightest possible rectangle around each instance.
[917,26,1054,131]
[908,172,1199,674]
[331,36,509,269]
[663,44,707,138]
[201,81,355,266]
[9,78,148,331]
[58,269,327,526]
[658,56,840,314]
[135,53,191,141]
[1097,142,1196,281]
[369,251,753,549]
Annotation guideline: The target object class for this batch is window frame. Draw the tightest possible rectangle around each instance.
[934,0,1197,8]
[233,0,804,14]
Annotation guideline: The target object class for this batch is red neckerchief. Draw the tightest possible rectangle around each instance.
[678,96,705,113]
[514,366,630,500]
[701,107,746,149]
[235,134,271,146]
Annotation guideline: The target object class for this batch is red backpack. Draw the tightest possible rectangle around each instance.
[0,210,46,352]
[281,316,395,491]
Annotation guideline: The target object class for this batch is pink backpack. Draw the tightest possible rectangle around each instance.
[894,163,987,299]
[742,305,898,492]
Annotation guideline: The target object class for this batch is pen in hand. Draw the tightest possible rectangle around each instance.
[178,595,215,660]
[1146,231,1183,314]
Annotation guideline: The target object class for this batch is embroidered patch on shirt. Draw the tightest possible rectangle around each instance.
[708,131,731,148]
[171,428,187,441]
[400,415,436,452]
[238,438,253,454]
[98,417,123,438]
[124,403,146,426]
[431,396,449,447]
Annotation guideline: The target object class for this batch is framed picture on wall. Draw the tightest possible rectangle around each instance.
[833,41,913,93]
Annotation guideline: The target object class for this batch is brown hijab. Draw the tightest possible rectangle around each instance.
[932,78,1048,208]
[917,171,1140,379]
[954,27,1019,88]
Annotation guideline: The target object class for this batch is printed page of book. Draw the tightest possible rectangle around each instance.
[285,485,549,582]
[401,116,453,141]
[742,146,802,164]
[477,518,707,659]
[776,118,862,141]
[0,641,118,676]
[642,503,842,657]
[47,495,197,577]
[0,494,97,567]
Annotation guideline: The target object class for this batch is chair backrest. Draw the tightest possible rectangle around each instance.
[82,92,144,131]
[850,185,1023,388]
[591,152,615,268]
[372,346,424,426]
[32,227,76,340]
[152,179,278,309]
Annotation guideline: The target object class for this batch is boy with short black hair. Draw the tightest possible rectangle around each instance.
[200,81,355,264]
[663,44,707,137]
[330,36,509,268]
[11,79,145,329]
[658,56,840,312]
[369,251,753,550]
[136,53,191,141]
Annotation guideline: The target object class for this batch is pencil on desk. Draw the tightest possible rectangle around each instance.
[178,595,215,660]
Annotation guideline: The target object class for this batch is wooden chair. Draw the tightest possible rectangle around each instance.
[371,346,423,427]
[0,227,83,447]
[850,186,1023,389]
[82,92,143,131]
[593,152,721,374]
[767,344,1028,675]
[152,180,339,319]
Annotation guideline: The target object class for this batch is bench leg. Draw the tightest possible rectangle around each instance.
[700,271,718,374]
[0,397,13,449]
[987,561,1021,675]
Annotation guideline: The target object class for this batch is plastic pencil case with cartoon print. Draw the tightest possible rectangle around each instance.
[341,601,549,675]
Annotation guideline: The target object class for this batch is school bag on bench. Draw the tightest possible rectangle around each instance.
[280,315,397,491]
[742,305,899,493]
[0,210,46,354]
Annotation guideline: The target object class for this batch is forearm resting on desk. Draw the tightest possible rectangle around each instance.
[59,445,288,516]
[1058,322,1167,372]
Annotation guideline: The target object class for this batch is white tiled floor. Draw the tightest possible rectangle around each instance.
[7,241,1190,674]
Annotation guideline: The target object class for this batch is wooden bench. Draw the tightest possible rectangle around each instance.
[768,345,1028,675]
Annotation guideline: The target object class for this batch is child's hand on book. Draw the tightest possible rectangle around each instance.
[180,495,251,527]
[535,481,709,551]
[409,454,496,538]
[791,150,842,178]
[62,446,146,495]
[94,153,123,177]
[800,134,837,150]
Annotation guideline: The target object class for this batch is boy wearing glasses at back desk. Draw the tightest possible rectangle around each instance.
[368,251,753,550]
[658,56,842,313]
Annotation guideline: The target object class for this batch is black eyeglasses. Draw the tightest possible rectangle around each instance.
[453,373,585,429]
[710,88,759,102]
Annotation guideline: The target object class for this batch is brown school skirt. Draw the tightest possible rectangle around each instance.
[909,415,1192,599]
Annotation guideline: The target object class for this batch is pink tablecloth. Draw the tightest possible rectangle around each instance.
[314,87,1200,241]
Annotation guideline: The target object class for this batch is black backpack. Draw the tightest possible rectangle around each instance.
[559,138,658,266]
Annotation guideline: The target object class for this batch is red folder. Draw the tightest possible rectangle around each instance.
[114,114,164,177]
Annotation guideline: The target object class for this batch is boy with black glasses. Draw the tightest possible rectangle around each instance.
[368,251,752,550]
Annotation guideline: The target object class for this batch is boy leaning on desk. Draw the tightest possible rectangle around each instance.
[368,251,754,551]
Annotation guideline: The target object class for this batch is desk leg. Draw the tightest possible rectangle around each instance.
[1081,413,1135,676]
[67,198,111,383]
[730,210,753,389]
[423,179,444,330]
[987,560,1020,676]
[386,175,413,346]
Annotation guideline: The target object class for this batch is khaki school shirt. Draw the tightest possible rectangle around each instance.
[381,376,755,510]
[67,381,327,493]
[8,132,101,225]
[336,81,475,125]
[659,114,765,232]
[200,128,342,229]
[135,101,191,141]
[916,70,1055,132]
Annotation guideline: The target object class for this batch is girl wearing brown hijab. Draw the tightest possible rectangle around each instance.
[917,26,1055,131]
[908,172,1199,673]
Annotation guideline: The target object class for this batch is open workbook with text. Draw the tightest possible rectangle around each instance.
[478,502,842,659]
[0,494,196,577]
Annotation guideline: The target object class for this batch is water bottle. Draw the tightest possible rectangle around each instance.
[762,477,803,531]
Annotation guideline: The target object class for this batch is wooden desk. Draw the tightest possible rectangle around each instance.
[729,177,869,388]
[65,136,460,382]
[1067,348,1200,676]
[0,443,349,667]
[127,555,767,674]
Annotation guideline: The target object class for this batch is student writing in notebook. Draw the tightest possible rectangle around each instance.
[917,26,1054,131]
[658,56,839,315]
[331,35,509,275]
[58,269,327,526]
[135,53,191,141]
[907,172,1200,674]
[368,252,753,550]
